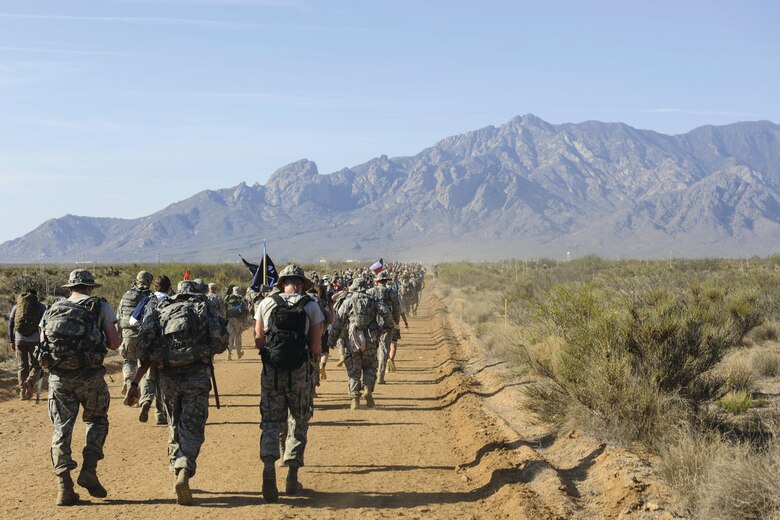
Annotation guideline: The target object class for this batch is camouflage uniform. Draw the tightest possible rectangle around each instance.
[40,270,118,506]
[256,293,323,466]
[367,278,403,382]
[328,282,394,405]
[136,280,228,501]
[117,272,153,391]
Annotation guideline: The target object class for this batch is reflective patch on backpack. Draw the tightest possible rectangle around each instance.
[42,297,106,370]
[262,295,310,370]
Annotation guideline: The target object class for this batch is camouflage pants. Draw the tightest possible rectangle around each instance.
[159,365,211,477]
[260,363,312,467]
[227,318,243,355]
[15,339,41,387]
[139,364,165,422]
[376,330,392,379]
[48,368,110,476]
[120,335,139,386]
[344,343,378,397]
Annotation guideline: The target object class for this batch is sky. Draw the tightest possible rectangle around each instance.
[1,0,778,245]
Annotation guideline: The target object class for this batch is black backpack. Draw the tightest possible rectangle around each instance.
[262,295,310,370]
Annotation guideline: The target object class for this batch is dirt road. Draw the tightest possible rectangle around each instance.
[0,289,678,519]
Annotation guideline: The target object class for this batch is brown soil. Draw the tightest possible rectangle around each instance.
[0,289,682,519]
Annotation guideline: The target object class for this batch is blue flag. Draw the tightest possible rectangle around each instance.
[240,254,278,290]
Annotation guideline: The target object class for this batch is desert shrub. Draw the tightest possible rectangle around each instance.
[752,350,780,378]
[718,355,756,394]
[748,321,780,344]
[519,283,760,444]
[716,391,757,415]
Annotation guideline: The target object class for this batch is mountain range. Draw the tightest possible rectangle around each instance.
[2,114,780,263]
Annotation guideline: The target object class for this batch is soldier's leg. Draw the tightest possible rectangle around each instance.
[120,336,138,393]
[343,345,362,398]
[377,331,391,383]
[158,371,182,472]
[171,370,211,478]
[16,341,33,398]
[259,366,288,463]
[283,364,312,467]
[75,372,111,498]
[362,346,379,407]
[47,374,80,475]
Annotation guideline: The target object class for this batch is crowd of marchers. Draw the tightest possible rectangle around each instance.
[6,261,426,506]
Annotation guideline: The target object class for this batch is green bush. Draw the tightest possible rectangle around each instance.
[519,283,761,444]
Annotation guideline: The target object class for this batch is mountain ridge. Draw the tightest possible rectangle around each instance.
[3,115,780,263]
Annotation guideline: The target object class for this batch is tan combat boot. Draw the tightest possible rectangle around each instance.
[77,456,107,498]
[350,396,360,410]
[174,469,193,505]
[56,472,80,506]
[364,392,375,408]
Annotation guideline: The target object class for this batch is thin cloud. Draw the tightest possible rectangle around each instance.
[0,45,137,57]
[0,12,325,31]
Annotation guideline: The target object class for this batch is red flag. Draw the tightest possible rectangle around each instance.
[184,270,191,280]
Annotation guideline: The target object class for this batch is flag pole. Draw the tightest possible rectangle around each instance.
[262,240,267,286]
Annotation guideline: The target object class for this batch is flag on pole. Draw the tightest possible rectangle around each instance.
[370,258,384,274]
[183,270,191,281]
[240,254,279,291]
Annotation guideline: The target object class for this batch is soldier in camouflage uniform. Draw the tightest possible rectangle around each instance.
[254,265,323,502]
[125,280,228,506]
[117,271,154,394]
[328,278,394,410]
[207,283,226,320]
[367,271,408,383]
[40,269,121,506]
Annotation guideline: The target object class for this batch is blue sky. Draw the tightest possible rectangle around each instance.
[1,0,778,246]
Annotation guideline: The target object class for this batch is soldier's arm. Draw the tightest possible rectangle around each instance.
[308,321,323,357]
[254,319,265,349]
[103,318,121,350]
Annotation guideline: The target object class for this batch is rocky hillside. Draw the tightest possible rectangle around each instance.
[2,114,780,263]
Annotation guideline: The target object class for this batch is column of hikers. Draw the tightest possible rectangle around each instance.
[6,261,426,506]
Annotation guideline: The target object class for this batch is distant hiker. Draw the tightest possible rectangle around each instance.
[254,264,323,502]
[38,269,121,506]
[130,274,172,425]
[207,282,226,320]
[225,285,246,360]
[117,271,154,395]
[125,279,228,506]
[8,287,46,400]
[367,271,407,383]
[328,278,394,410]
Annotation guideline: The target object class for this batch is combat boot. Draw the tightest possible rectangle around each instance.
[350,396,360,410]
[262,459,278,503]
[285,464,302,495]
[364,392,375,408]
[387,359,397,373]
[56,472,80,506]
[174,469,193,505]
[138,401,151,423]
[77,456,107,498]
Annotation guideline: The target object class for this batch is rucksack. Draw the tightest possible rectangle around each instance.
[349,292,375,330]
[262,295,310,370]
[157,295,212,366]
[224,294,244,319]
[15,292,42,336]
[118,287,150,331]
[40,297,106,370]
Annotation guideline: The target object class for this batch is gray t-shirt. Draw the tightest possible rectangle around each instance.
[255,293,324,333]
[67,293,118,331]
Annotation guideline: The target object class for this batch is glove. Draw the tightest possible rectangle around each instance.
[319,367,327,381]
[123,383,140,407]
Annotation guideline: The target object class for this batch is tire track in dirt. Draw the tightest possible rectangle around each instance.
[0,289,554,519]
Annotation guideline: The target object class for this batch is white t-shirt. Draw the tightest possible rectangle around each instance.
[255,293,324,333]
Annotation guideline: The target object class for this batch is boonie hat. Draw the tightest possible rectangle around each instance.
[374,271,391,282]
[136,270,153,286]
[176,280,201,294]
[63,269,101,288]
[277,264,313,291]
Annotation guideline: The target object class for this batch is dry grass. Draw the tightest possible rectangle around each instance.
[751,349,780,378]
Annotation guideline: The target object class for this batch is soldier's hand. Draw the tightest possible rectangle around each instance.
[9,341,15,352]
[404,321,409,330]
[123,383,141,407]
[319,367,327,381]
